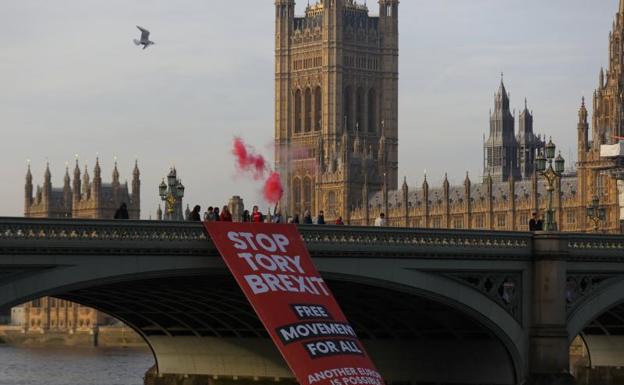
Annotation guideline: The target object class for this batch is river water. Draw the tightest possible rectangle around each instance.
[0,345,154,385]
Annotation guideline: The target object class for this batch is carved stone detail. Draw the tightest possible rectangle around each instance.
[443,272,523,323]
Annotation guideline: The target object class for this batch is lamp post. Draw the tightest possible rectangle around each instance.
[536,138,565,231]
[586,195,607,232]
[158,168,185,221]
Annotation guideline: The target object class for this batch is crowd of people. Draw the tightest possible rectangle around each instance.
[183,204,376,226]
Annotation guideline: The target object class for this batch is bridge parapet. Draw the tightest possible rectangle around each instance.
[0,217,622,261]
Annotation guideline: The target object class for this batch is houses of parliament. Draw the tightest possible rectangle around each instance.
[276,0,624,233]
[16,159,140,334]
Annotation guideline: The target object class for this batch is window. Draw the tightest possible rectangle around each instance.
[314,87,322,131]
[328,191,337,216]
[356,88,365,131]
[567,211,576,225]
[344,87,353,131]
[519,214,528,227]
[294,90,302,133]
[303,177,312,212]
[497,214,507,228]
[305,88,312,132]
[368,89,377,133]
[475,215,485,229]
[432,217,441,228]
[293,178,302,215]
[452,217,464,229]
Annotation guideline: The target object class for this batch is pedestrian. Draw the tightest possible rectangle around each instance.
[213,207,220,221]
[303,210,313,224]
[317,210,326,225]
[529,212,544,231]
[204,207,214,221]
[242,210,250,223]
[114,203,129,219]
[374,213,386,227]
[220,206,233,222]
[273,210,283,224]
[335,216,344,225]
[292,214,300,224]
[189,205,201,221]
[252,206,264,223]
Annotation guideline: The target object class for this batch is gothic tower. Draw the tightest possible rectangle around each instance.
[593,0,624,146]
[516,99,545,179]
[275,0,399,220]
[484,78,520,182]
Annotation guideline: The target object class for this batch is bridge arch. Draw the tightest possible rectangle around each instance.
[568,277,624,368]
[0,254,524,384]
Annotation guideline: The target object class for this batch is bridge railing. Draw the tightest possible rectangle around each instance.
[0,217,621,260]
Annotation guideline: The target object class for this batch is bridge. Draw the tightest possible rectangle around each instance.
[1,218,624,385]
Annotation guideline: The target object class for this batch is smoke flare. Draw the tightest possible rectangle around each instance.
[232,137,284,204]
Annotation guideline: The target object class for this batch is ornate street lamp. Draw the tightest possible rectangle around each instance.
[158,168,185,220]
[536,138,565,231]
[586,195,607,232]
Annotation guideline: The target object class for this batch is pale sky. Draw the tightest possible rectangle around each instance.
[0,0,619,218]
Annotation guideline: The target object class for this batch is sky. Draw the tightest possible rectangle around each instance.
[0,0,620,218]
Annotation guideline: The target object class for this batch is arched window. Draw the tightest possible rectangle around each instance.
[303,177,313,211]
[314,87,322,131]
[294,89,302,134]
[344,86,353,132]
[356,87,365,131]
[293,178,302,215]
[367,88,377,133]
[305,88,312,132]
[328,191,337,216]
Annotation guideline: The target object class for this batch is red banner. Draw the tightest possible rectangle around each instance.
[204,222,383,385]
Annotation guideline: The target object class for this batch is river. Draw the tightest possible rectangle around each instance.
[0,345,154,385]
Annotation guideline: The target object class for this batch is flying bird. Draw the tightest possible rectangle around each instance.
[133,26,154,50]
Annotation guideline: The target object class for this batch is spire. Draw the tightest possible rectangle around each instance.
[64,165,70,186]
[443,173,450,191]
[578,96,588,124]
[133,159,140,178]
[26,162,32,184]
[112,160,120,184]
[93,157,101,179]
[402,176,408,190]
[464,171,471,188]
[44,162,51,184]
[422,172,429,190]
[599,67,604,88]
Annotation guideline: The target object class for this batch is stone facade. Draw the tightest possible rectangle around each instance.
[275,1,624,233]
[25,158,140,219]
[19,158,140,334]
[275,0,399,219]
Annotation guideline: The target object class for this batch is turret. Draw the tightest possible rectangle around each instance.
[25,163,33,214]
[72,160,81,203]
[422,173,429,228]
[82,164,90,200]
[578,97,589,160]
[464,172,472,229]
[401,177,409,227]
[132,160,141,215]
[599,67,604,89]
[43,162,51,201]
[63,166,72,216]
[92,158,102,202]
[156,205,163,221]
[443,173,450,228]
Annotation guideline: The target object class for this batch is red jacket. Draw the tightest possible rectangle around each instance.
[252,211,264,223]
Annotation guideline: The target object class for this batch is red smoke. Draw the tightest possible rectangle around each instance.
[232,137,284,204]
[233,137,267,179]
[263,172,284,204]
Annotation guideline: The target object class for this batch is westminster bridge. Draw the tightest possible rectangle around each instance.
[1,218,624,385]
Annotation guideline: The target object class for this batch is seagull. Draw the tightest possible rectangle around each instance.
[133,26,154,50]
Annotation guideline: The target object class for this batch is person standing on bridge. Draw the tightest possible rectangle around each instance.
[529,212,543,231]
[252,206,264,223]
[317,210,326,225]
[114,203,129,219]
[335,216,344,225]
[303,210,313,224]
[374,213,386,227]
[220,206,232,222]
[189,205,201,221]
